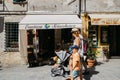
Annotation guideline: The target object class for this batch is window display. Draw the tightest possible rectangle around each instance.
[88,26,98,47]
[100,27,109,44]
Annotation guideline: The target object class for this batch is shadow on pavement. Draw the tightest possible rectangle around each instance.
[27,59,51,68]
[83,66,99,80]
[96,62,104,66]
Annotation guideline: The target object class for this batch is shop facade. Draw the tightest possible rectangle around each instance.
[82,13,120,60]
[0,15,82,66]
[81,0,120,60]
[19,14,82,64]
[0,0,81,67]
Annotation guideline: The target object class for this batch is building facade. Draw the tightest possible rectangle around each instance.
[82,0,120,60]
[0,0,120,67]
[0,0,82,67]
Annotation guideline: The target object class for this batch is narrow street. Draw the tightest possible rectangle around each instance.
[84,59,120,80]
[0,59,120,80]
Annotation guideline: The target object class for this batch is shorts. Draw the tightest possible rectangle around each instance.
[72,70,80,79]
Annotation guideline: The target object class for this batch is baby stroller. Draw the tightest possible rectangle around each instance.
[51,50,70,77]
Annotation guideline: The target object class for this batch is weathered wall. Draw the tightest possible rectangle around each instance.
[0,15,25,67]
[1,0,79,14]
[0,17,4,52]
[1,0,120,13]
[0,52,25,67]
[2,0,27,12]
[28,0,79,14]
[0,15,25,52]
[5,15,25,22]
[85,0,120,12]
[0,32,4,53]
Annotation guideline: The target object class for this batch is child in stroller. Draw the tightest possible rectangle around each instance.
[53,56,61,68]
[51,44,70,77]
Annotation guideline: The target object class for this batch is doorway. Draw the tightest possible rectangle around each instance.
[109,26,120,58]
[61,28,72,44]
[38,29,55,60]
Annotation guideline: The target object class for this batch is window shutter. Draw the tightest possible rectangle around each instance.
[0,17,4,33]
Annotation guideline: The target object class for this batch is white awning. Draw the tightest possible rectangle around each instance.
[19,15,82,29]
[89,14,120,25]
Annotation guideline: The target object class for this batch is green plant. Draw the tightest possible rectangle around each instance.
[87,48,96,60]
[87,41,97,60]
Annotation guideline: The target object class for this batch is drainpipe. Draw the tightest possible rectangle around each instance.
[83,0,86,13]
[78,0,81,18]
[79,0,81,15]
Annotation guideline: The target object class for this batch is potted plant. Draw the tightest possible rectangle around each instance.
[86,41,97,67]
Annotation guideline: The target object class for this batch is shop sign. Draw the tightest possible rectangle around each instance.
[91,18,120,25]
[25,24,81,29]
[53,24,81,29]
[25,24,54,29]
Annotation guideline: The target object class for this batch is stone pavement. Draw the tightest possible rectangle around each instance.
[84,59,120,80]
[0,59,120,80]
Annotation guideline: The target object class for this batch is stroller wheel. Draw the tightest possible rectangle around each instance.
[51,73,56,77]
[51,68,57,77]
[60,68,65,76]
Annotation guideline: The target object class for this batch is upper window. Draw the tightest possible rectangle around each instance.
[0,0,2,4]
[5,22,19,52]
[0,0,3,11]
[13,0,27,4]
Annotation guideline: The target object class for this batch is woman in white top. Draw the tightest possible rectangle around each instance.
[69,28,82,80]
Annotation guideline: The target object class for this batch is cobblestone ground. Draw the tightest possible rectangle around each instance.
[0,65,66,80]
[88,59,120,80]
[0,59,120,80]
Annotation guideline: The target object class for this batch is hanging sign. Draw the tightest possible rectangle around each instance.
[91,18,120,25]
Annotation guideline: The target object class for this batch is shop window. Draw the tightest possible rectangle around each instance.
[100,27,109,44]
[0,0,3,11]
[13,0,27,4]
[5,22,19,52]
[0,0,2,4]
[88,26,98,47]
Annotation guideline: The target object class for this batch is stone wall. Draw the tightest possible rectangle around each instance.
[0,15,25,67]
[1,0,79,14]
[0,32,4,53]
[2,0,120,13]
[1,0,120,13]
[86,0,120,12]
[28,0,79,14]
[0,15,25,52]
[3,0,27,11]
[0,52,25,67]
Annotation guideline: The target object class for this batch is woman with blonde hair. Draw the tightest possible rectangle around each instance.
[68,28,82,80]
